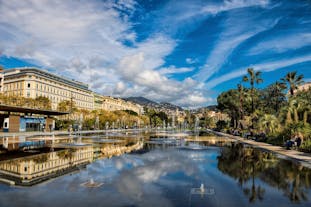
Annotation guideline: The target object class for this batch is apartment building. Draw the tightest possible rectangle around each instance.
[297,82,311,92]
[0,67,143,114]
[102,96,143,115]
[1,68,94,110]
[0,72,3,93]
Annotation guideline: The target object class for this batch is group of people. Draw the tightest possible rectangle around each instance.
[286,134,303,150]
[227,129,267,142]
[226,128,303,150]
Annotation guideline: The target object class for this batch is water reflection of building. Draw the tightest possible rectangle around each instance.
[100,141,143,158]
[0,141,143,186]
[1,136,51,151]
[0,146,94,185]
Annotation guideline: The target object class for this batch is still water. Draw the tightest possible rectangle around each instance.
[0,131,310,207]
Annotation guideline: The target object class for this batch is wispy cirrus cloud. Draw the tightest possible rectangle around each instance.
[194,4,279,82]
[248,32,311,55]
[200,0,269,15]
[158,66,194,75]
[205,54,311,88]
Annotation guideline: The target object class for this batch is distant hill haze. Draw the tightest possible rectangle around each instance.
[123,97,183,111]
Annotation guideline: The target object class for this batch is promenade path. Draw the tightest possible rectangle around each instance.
[0,128,148,138]
[207,129,311,169]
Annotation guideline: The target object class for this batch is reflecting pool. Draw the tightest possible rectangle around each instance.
[0,131,310,207]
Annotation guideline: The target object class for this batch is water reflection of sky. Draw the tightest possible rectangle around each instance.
[0,144,311,207]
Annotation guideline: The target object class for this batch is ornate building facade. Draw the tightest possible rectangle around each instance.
[0,68,143,114]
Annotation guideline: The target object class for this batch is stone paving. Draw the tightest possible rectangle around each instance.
[0,128,146,138]
[207,129,311,169]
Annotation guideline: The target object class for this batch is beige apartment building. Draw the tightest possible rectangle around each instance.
[297,82,311,92]
[0,67,143,114]
[93,94,143,114]
[102,96,143,114]
[2,68,94,110]
[0,71,3,93]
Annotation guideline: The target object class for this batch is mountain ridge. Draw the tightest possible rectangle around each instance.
[123,96,183,111]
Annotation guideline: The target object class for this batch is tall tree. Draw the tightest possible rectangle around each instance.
[243,68,263,128]
[237,84,244,120]
[262,81,287,113]
[217,89,240,128]
[243,68,263,113]
[281,71,304,96]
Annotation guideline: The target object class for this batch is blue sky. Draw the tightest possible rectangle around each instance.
[0,0,310,108]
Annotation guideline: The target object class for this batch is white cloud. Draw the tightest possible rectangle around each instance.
[205,54,311,88]
[158,66,194,75]
[248,33,311,55]
[194,7,279,82]
[200,0,269,15]
[194,33,254,81]
[116,53,207,107]
[0,0,212,107]
[185,58,197,64]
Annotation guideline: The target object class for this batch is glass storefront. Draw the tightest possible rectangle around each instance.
[20,117,45,132]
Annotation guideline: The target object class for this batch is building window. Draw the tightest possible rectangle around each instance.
[28,83,30,88]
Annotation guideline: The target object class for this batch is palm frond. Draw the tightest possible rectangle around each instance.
[243,76,249,82]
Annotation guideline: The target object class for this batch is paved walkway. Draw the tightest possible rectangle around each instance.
[207,129,311,169]
[0,128,148,138]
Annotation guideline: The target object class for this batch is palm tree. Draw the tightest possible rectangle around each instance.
[269,81,287,112]
[294,89,311,124]
[243,68,263,113]
[237,84,244,121]
[258,114,280,134]
[283,98,301,125]
[281,71,304,96]
[243,68,263,128]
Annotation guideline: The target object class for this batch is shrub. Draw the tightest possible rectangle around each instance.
[299,139,311,153]
[215,120,229,132]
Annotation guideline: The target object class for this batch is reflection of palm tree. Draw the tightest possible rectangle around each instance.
[285,165,308,203]
[217,144,283,203]
[243,161,265,203]
[260,159,311,203]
